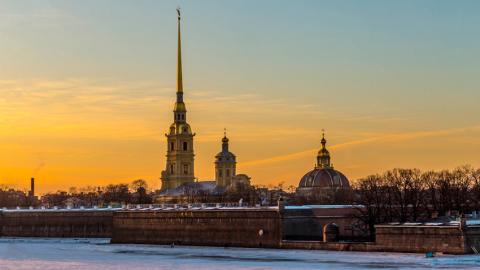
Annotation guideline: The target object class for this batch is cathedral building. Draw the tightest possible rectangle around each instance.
[159,10,250,196]
[160,9,196,190]
[296,133,351,201]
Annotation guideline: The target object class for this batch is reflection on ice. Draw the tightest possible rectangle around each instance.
[0,238,478,270]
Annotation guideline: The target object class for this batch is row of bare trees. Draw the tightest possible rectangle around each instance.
[0,188,34,207]
[353,166,480,237]
[40,179,153,207]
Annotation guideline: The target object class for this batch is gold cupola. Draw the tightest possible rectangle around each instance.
[316,132,331,168]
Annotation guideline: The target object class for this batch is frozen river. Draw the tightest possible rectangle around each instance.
[0,238,478,270]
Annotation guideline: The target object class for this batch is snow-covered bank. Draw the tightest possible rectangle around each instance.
[0,238,478,270]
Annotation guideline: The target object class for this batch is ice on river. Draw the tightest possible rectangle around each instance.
[0,238,478,270]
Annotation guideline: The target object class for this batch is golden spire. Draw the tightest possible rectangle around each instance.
[173,7,186,114]
[176,7,183,93]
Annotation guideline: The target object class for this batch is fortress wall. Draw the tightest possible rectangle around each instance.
[1,207,477,254]
[281,240,379,252]
[282,207,365,240]
[111,209,282,248]
[282,226,480,254]
[375,225,466,254]
[0,210,114,238]
[465,226,480,253]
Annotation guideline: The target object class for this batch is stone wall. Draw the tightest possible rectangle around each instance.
[465,226,480,253]
[375,225,466,254]
[2,207,479,255]
[282,206,366,240]
[281,240,379,252]
[111,209,282,248]
[0,210,114,238]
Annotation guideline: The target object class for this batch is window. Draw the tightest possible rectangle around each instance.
[170,142,175,151]
[183,164,189,175]
[183,142,188,151]
[170,164,175,174]
[226,169,230,177]
[219,169,222,177]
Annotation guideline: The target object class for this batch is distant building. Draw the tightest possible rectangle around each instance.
[296,133,350,201]
[214,131,251,191]
[230,174,251,191]
[215,130,236,188]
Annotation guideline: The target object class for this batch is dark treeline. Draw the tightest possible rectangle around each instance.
[41,179,153,207]
[0,179,153,208]
[352,165,480,237]
[2,166,480,224]
[0,179,284,208]
[0,188,33,208]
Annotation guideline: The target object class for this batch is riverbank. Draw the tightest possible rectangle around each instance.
[0,238,479,270]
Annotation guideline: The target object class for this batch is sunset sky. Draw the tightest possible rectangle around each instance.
[1,0,479,194]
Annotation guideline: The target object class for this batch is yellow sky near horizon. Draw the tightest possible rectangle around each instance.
[1,2,480,195]
[1,78,479,195]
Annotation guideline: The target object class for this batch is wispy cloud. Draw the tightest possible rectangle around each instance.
[0,78,332,142]
[239,125,480,168]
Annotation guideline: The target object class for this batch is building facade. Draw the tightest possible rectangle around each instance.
[161,9,195,190]
[215,131,237,187]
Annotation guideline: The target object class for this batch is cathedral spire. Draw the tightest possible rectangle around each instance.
[173,8,186,122]
[176,7,183,94]
[161,8,195,191]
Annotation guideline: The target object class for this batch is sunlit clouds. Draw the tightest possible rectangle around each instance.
[1,77,479,194]
[1,1,480,193]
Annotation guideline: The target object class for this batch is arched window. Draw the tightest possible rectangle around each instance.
[183,164,189,175]
[219,169,223,177]
[226,169,230,177]
[170,142,175,151]
[170,164,175,174]
[183,142,188,151]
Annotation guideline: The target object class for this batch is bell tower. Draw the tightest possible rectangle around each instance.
[215,129,237,187]
[161,8,196,190]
